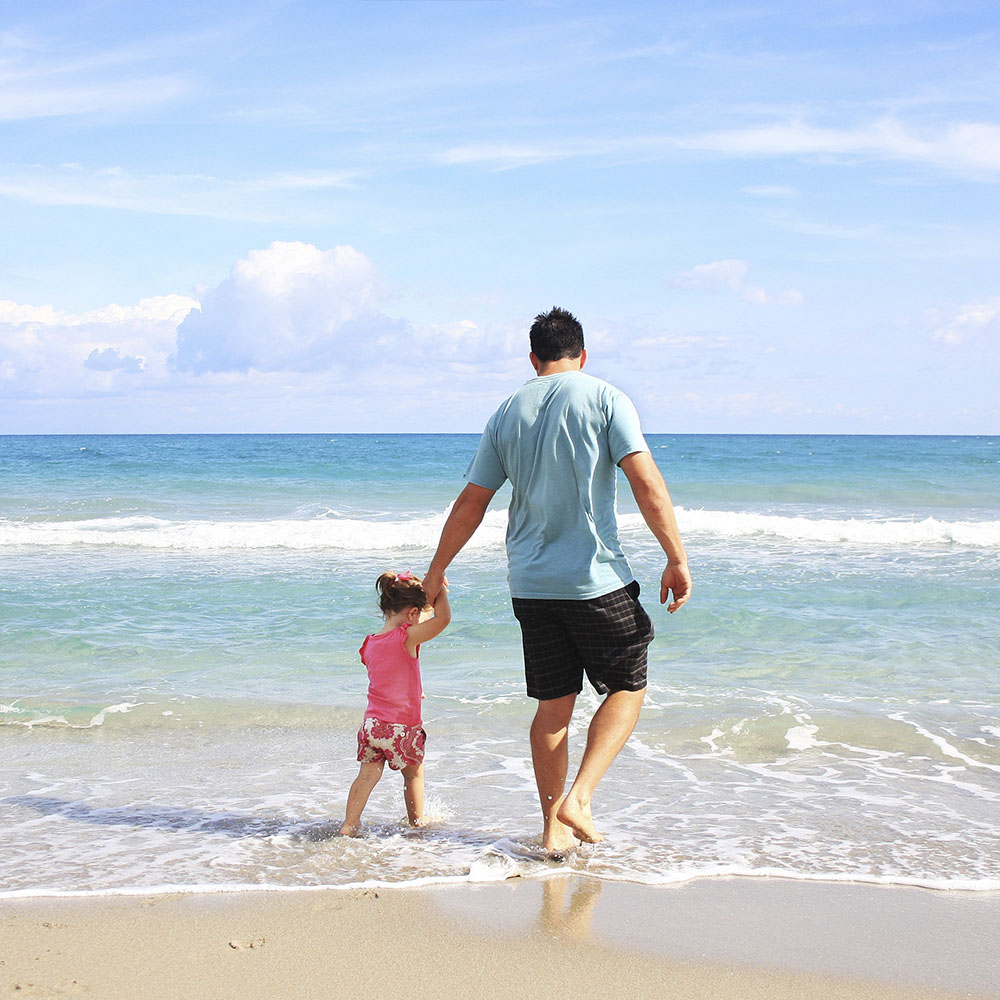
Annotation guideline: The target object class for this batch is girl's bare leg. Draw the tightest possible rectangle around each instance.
[340,761,385,836]
[400,762,425,826]
[401,762,425,826]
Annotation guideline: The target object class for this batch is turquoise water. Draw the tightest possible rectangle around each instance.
[1,434,999,894]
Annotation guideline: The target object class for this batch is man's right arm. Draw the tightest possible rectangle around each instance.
[619,451,691,613]
[423,482,497,603]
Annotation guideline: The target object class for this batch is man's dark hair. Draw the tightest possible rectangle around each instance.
[529,307,584,362]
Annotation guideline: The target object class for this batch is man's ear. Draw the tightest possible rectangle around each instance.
[579,348,587,369]
[529,351,541,373]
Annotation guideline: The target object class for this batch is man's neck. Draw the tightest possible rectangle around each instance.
[531,353,586,377]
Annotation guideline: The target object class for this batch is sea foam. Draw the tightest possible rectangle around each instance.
[1,508,998,551]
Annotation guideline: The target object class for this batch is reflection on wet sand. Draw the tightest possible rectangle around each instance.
[538,876,603,939]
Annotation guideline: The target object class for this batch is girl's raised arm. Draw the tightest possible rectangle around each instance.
[404,589,451,655]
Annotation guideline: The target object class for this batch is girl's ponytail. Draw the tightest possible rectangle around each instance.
[375,571,429,615]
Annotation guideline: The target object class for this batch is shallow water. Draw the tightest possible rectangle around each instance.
[2,434,999,895]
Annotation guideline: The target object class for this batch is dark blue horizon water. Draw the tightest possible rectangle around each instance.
[2,432,997,519]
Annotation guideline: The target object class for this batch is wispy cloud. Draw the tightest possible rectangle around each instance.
[743,185,800,199]
[0,164,356,220]
[933,298,1000,346]
[676,118,1000,176]
[435,115,1000,178]
[0,76,192,120]
[670,260,804,306]
[0,23,200,121]
[435,137,627,171]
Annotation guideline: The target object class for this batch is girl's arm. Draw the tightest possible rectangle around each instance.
[404,588,451,655]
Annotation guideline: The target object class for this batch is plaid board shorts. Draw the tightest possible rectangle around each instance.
[511,580,654,701]
[356,717,426,771]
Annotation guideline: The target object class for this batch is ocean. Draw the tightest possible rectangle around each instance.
[1,433,998,896]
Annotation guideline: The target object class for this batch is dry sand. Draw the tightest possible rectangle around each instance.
[2,876,998,1000]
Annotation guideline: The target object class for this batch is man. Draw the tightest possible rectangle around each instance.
[422,307,690,852]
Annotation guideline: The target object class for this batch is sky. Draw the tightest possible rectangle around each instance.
[1,0,998,434]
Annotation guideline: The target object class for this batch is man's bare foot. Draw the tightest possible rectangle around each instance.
[339,822,359,837]
[542,816,579,854]
[557,795,604,844]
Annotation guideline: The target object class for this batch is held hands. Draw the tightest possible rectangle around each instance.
[422,569,449,605]
[660,562,692,613]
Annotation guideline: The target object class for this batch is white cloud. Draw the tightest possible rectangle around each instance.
[174,243,530,378]
[0,242,523,418]
[672,259,748,293]
[932,298,1000,346]
[174,242,397,373]
[0,294,197,398]
[670,259,803,305]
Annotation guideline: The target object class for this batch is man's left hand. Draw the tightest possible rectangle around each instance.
[660,562,691,613]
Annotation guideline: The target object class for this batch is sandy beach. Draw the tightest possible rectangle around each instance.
[2,876,997,1000]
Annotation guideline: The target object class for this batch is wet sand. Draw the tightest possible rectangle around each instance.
[1,876,998,999]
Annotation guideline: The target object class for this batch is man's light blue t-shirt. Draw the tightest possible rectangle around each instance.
[465,370,650,600]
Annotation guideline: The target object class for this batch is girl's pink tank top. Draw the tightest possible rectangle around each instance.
[359,623,423,728]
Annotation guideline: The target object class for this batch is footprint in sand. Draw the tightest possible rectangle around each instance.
[227,937,266,951]
[7,981,85,996]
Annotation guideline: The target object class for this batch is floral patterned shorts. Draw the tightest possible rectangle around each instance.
[356,717,426,770]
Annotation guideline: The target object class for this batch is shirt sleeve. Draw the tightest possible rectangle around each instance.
[464,413,509,490]
[606,387,650,465]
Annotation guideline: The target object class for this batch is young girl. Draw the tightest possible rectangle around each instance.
[339,571,450,836]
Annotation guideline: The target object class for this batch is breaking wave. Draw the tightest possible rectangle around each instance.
[0,508,997,551]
